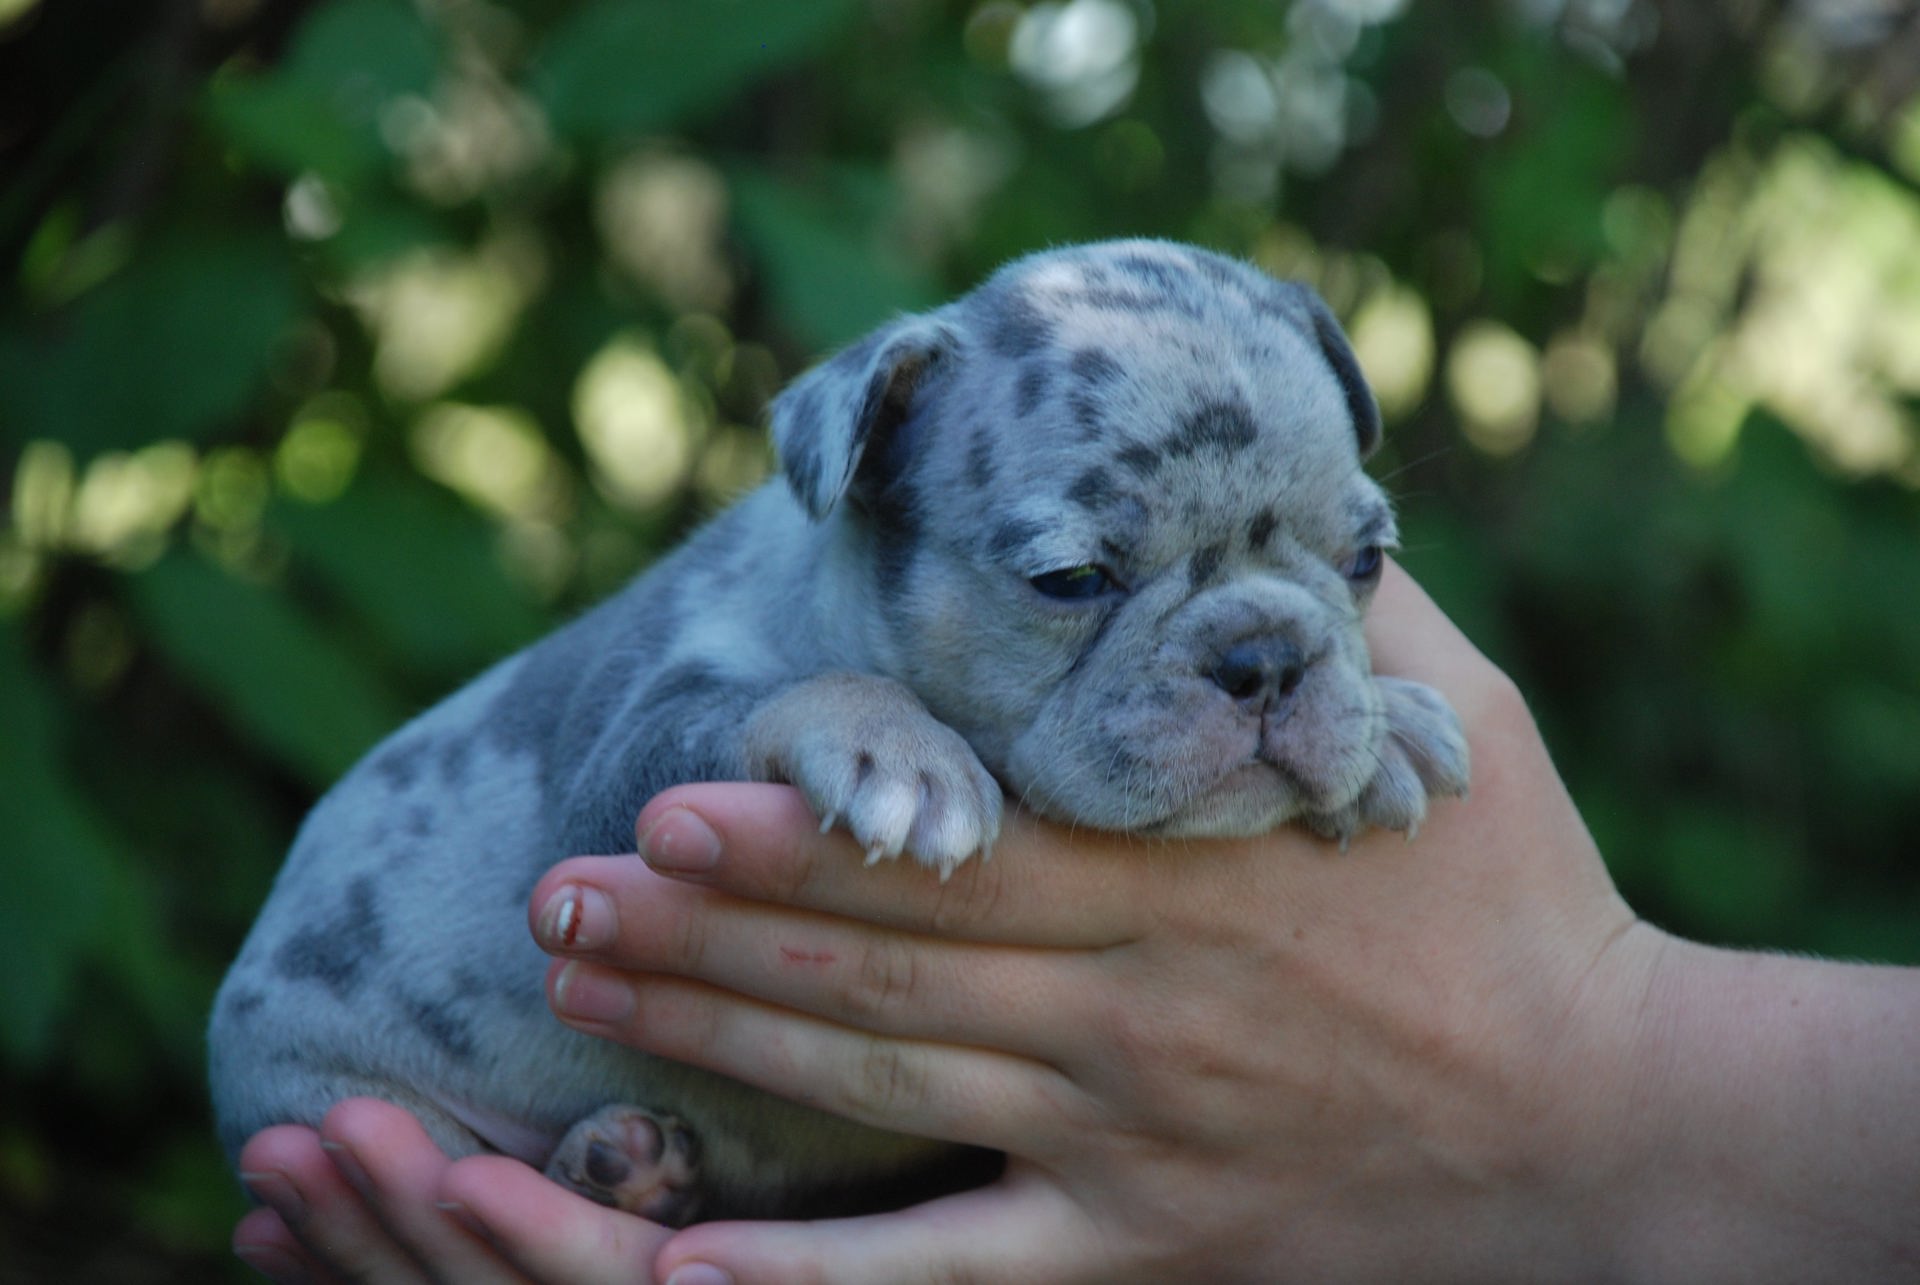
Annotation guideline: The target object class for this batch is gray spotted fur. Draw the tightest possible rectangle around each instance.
[209,239,1469,1221]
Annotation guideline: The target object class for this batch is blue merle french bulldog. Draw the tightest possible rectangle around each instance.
[209,239,1470,1224]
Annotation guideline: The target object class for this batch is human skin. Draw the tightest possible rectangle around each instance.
[231,564,1920,1283]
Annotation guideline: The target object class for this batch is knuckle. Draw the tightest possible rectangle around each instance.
[844,1037,930,1118]
[845,933,919,1023]
[774,820,832,903]
[682,986,729,1061]
[665,896,712,970]
[927,847,1009,935]
[1097,991,1211,1088]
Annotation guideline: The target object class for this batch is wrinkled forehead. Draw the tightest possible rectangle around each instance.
[944,242,1372,556]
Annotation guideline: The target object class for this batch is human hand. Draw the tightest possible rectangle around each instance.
[230,1097,676,1283]
[530,562,1664,1284]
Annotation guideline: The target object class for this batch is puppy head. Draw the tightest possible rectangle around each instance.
[771,239,1394,836]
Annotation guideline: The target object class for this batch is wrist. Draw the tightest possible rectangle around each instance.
[1599,936,1920,1283]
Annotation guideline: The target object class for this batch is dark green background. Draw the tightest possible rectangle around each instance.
[3,1,1917,1278]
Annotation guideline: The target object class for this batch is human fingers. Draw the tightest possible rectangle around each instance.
[658,1173,1102,1285]
[621,783,1150,946]
[235,1119,436,1284]
[439,1154,673,1285]
[234,1202,321,1284]
[547,962,1085,1156]
[531,857,1102,1059]
[315,1100,534,1285]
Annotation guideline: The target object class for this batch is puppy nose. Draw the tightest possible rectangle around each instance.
[1208,636,1307,712]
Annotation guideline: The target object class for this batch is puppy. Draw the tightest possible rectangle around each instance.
[209,239,1469,1223]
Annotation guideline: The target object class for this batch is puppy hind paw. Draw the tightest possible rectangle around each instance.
[545,1106,702,1227]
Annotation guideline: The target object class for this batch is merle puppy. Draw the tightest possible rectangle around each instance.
[210,239,1470,1224]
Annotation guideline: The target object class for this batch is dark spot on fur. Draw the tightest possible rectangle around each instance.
[869,469,922,608]
[645,661,726,707]
[439,736,473,783]
[1069,347,1123,387]
[273,876,384,999]
[1248,507,1278,551]
[1067,466,1117,510]
[1186,249,1246,294]
[372,737,430,791]
[1250,278,1311,326]
[401,991,477,1062]
[1014,362,1052,418]
[989,517,1044,561]
[1067,390,1105,440]
[404,803,434,839]
[965,425,996,491]
[1112,253,1187,297]
[222,988,265,1024]
[987,287,1054,358]
[1116,442,1162,478]
[1167,398,1258,459]
[1189,541,1227,588]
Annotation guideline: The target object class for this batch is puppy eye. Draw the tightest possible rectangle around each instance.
[1030,565,1116,600]
[1346,544,1384,583]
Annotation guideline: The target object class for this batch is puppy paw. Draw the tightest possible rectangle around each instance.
[545,1106,702,1227]
[746,673,1003,879]
[1307,677,1469,844]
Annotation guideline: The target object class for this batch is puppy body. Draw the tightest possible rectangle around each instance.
[209,240,1468,1221]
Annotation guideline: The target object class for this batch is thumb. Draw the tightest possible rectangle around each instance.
[656,1174,1098,1285]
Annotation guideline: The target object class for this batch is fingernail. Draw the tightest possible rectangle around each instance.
[239,1169,307,1224]
[317,1139,371,1194]
[538,884,614,952]
[234,1242,311,1283]
[553,961,635,1023]
[641,806,721,874]
[666,1265,735,1285]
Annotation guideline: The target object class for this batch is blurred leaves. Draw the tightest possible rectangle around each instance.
[535,0,862,140]
[729,166,943,350]
[128,553,407,787]
[273,473,547,674]
[0,627,118,1068]
[205,0,438,187]
[0,235,299,451]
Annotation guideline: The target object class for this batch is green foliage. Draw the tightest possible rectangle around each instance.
[536,0,864,138]
[728,166,944,349]
[3,0,1919,1276]
[0,234,300,451]
[128,552,410,787]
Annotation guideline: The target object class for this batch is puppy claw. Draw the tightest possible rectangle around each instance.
[747,674,1003,878]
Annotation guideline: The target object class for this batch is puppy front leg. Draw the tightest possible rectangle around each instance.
[744,672,1004,879]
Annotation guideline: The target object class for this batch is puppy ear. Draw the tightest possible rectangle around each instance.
[769,316,958,520]
[1299,294,1381,459]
